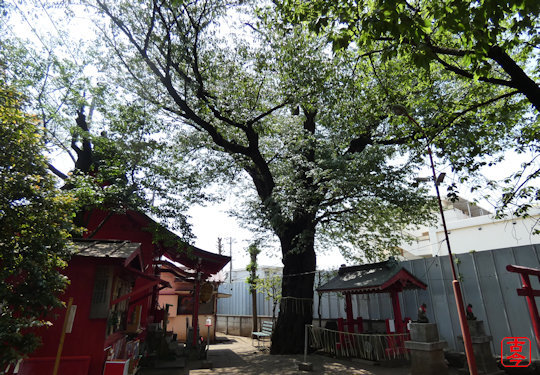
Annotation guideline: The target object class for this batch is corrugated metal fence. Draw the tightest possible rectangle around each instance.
[218,244,540,359]
[218,278,279,317]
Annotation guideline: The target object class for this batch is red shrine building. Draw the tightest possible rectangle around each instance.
[7,209,230,375]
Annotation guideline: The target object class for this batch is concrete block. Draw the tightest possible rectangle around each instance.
[408,323,448,375]
[410,323,440,343]
[467,320,486,336]
[410,349,448,375]
[471,336,492,344]
[405,340,447,351]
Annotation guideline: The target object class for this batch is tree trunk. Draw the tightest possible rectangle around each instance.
[251,288,258,333]
[270,219,316,354]
[248,244,260,334]
[73,110,94,173]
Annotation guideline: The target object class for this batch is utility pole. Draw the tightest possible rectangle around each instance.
[391,104,478,375]
[229,237,234,284]
[217,237,223,255]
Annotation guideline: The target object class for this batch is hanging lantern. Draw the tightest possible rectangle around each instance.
[199,282,214,303]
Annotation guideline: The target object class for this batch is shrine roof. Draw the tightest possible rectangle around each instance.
[83,208,230,276]
[71,239,141,259]
[163,244,230,277]
[317,257,427,294]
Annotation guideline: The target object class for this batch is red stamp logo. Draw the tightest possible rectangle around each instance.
[501,337,531,367]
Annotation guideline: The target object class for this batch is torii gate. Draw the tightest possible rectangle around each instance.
[506,264,540,350]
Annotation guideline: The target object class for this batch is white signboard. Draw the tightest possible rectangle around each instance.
[65,305,77,333]
[388,319,395,333]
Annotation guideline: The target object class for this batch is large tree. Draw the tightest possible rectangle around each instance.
[80,0,527,353]
[277,0,540,215]
[1,1,203,240]
[0,77,78,367]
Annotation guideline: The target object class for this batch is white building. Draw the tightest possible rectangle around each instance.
[399,198,540,259]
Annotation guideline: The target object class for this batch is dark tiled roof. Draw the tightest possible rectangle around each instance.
[84,209,230,276]
[317,257,427,294]
[163,244,231,276]
[71,239,141,259]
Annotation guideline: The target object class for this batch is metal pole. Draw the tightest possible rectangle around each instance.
[193,270,201,347]
[403,111,478,375]
[304,324,308,363]
[207,324,211,353]
[229,237,233,284]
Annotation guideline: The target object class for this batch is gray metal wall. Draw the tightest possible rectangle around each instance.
[217,244,540,358]
[218,280,278,318]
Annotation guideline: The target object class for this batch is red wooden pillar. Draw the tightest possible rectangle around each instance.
[345,293,354,333]
[521,273,540,350]
[507,264,540,350]
[390,289,403,333]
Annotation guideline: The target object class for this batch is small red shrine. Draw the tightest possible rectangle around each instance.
[158,240,231,347]
[157,260,226,345]
[317,257,427,335]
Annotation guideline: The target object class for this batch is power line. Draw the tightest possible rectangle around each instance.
[36,0,82,66]
[11,1,53,54]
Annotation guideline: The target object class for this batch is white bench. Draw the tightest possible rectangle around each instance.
[252,320,273,349]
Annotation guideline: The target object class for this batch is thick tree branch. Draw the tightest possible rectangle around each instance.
[345,133,370,154]
[244,163,275,202]
[376,37,475,56]
[144,0,158,52]
[186,13,249,131]
[430,42,540,112]
[487,45,540,112]
[96,1,252,157]
[97,1,279,216]
[433,53,516,88]
[346,89,518,159]
[378,37,538,110]
[48,163,68,180]
[71,139,81,156]
[315,207,356,225]
[345,131,413,155]
[319,195,349,209]
[246,101,291,126]
[426,43,472,57]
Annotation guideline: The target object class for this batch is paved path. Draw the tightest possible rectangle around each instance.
[188,334,416,375]
[139,334,461,375]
